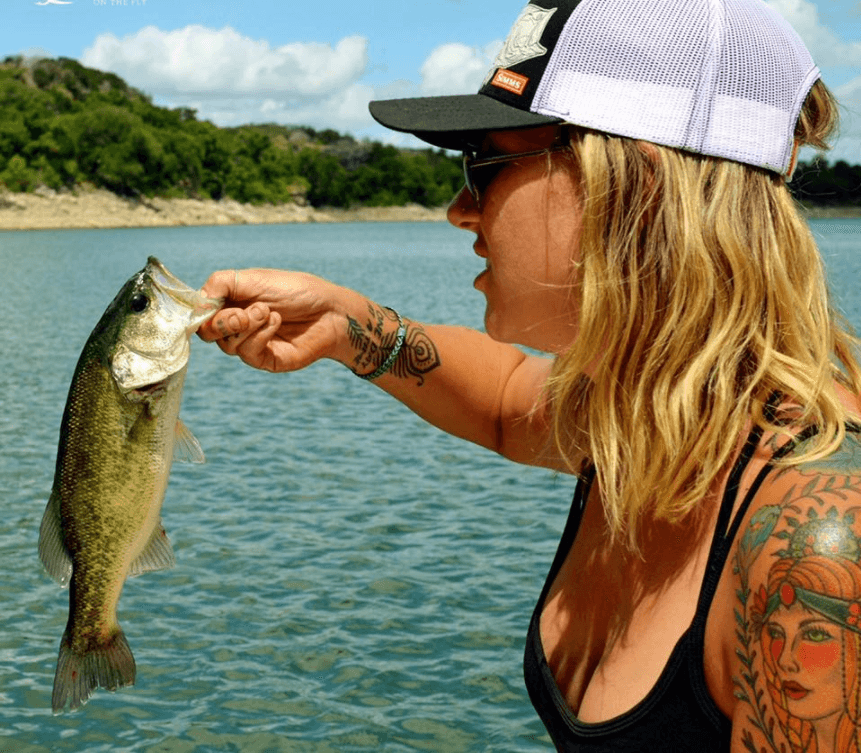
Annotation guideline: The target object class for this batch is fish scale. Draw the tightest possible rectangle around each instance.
[39,257,222,713]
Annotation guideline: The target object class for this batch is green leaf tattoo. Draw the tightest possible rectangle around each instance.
[347,303,440,385]
[732,467,861,752]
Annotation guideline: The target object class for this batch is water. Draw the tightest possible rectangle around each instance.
[0,219,858,752]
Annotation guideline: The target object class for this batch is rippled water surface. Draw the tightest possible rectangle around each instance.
[1,219,858,752]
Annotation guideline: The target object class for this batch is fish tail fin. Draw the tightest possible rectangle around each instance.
[52,627,136,713]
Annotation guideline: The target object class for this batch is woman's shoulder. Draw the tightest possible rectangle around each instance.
[710,421,861,751]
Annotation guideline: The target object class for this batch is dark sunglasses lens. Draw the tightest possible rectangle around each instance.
[463,156,505,203]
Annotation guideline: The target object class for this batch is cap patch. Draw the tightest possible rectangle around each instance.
[494,4,557,69]
[491,68,530,96]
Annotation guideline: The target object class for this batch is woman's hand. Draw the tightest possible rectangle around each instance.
[197,268,350,373]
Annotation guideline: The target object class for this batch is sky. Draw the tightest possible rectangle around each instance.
[4,0,861,164]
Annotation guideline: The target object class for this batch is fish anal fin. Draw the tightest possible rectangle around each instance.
[128,520,176,577]
[173,418,205,464]
[38,491,73,588]
[52,627,136,714]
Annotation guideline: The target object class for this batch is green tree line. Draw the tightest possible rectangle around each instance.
[0,56,462,208]
[791,159,861,208]
[0,56,858,209]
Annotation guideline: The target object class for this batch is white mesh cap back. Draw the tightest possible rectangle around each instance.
[531,0,819,173]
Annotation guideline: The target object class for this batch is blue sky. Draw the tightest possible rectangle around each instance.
[4,0,861,163]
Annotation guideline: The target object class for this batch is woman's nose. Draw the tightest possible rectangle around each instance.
[446,185,479,230]
[776,643,800,673]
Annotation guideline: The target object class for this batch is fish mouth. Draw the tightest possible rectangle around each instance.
[147,257,223,332]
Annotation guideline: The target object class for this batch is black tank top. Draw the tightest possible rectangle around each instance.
[523,422,776,752]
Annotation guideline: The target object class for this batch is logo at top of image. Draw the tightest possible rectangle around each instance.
[35,0,74,5]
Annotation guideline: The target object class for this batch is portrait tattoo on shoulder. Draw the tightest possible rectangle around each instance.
[346,302,441,385]
[733,461,861,753]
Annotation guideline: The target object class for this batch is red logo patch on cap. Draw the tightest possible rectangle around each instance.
[490,68,529,96]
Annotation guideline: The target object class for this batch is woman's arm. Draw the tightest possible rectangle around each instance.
[711,440,861,753]
[197,268,574,472]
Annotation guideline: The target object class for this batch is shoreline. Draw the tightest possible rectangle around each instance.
[0,187,448,231]
[0,187,857,231]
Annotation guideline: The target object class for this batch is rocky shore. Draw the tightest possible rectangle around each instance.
[0,186,448,231]
[0,186,856,232]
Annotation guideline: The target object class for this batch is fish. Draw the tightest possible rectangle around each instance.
[39,256,222,713]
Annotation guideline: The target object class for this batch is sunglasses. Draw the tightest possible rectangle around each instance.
[462,131,570,208]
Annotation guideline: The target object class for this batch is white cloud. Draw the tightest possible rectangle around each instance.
[77,27,506,137]
[418,41,501,96]
[81,25,368,98]
[766,0,861,68]
[251,82,377,131]
[764,1,861,163]
[79,24,378,133]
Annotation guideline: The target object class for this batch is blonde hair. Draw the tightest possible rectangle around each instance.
[547,80,860,546]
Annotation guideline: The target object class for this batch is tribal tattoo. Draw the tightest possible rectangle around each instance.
[732,454,861,753]
[347,302,441,385]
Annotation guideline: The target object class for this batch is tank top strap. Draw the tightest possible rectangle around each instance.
[693,396,839,633]
[533,465,596,610]
[694,392,788,617]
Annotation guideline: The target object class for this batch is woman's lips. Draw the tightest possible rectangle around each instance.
[783,681,810,700]
[473,242,489,290]
[474,267,489,290]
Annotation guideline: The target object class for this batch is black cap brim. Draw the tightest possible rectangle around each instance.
[369,93,562,151]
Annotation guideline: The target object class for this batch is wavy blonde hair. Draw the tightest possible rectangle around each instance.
[547,80,860,546]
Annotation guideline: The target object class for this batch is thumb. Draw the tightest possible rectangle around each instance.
[200,269,238,302]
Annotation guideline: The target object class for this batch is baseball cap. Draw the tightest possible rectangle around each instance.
[369,0,820,175]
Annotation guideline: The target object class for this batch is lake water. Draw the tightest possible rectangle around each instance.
[1,218,859,752]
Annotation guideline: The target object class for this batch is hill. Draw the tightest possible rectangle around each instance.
[0,56,461,209]
[0,56,857,211]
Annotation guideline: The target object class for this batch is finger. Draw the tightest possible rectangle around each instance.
[218,305,271,354]
[200,269,254,301]
[200,269,240,302]
[200,303,269,344]
[198,307,245,342]
[237,311,283,371]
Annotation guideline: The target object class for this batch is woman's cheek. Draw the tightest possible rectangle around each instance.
[770,636,785,664]
[798,640,840,671]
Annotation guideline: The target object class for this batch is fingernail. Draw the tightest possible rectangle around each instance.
[228,314,240,330]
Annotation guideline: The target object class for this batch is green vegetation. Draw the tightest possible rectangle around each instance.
[0,56,857,209]
[0,56,462,208]
[791,159,861,208]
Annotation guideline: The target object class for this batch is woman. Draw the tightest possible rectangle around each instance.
[752,535,861,752]
[198,0,861,750]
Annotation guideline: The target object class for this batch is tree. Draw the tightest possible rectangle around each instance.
[0,155,37,192]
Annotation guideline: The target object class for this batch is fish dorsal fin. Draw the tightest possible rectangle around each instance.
[38,491,73,588]
[128,520,176,577]
[173,419,205,464]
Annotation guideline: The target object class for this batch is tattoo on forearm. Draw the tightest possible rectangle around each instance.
[347,303,441,385]
[733,468,861,753]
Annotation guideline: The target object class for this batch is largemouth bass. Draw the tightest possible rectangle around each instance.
[39,257,222,713]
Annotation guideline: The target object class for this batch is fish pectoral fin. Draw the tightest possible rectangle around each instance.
[128,520,176,577]
[38,491,73,587]
[173,418,205,464]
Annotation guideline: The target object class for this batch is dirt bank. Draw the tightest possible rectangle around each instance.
[0,186,448,231]
[0,186,856,232]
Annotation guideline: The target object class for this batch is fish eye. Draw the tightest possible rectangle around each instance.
[129,293,149,313]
